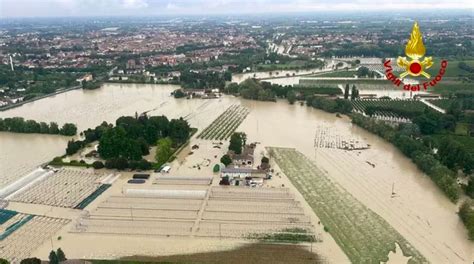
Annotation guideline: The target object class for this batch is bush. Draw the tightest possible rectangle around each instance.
[220,154,232,166]
[19,258,41,264]
[459,200,474,240]
[92,161,105,169]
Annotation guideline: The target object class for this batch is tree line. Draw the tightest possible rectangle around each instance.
[0,117,77,136]
[65,114,192,170]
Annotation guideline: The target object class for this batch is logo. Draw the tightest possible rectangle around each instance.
[383,22,448,91]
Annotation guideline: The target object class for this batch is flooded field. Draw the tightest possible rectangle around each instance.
[0,82,472,262]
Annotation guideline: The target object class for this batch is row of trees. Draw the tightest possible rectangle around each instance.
[225,79,342,104]
[344,84,360,100]
[0,117,77,136]
[306,96,353,114]
[180,70,231,89]
[0,248,67,264]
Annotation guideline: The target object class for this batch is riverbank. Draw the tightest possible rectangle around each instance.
[0,85,81,112]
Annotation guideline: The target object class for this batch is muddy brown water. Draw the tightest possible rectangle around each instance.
[0,82,472,262]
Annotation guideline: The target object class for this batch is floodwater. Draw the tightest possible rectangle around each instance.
[0,82,472,262]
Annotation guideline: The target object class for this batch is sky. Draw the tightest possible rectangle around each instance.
[0,0,473,18]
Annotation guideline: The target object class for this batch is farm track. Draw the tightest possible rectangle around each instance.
[197,104,250,140]
[268,147,426,264]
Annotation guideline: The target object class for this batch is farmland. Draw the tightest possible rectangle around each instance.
[299,78,398,90]
[197,104,249,140]
[267,147,426,264]
[351,99,428,119]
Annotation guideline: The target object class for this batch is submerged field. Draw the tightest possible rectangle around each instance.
[197,104,249,140]
[94,243,322,264]
[268,147,426,264]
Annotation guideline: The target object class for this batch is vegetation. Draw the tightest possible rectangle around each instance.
[459,200,474,240]
[229,132,247,154]
[220,154,232,166]
[155,137,173,166]
[306,96,353,114]
[19,258,41,264]
[248,228,315,243]
[0,117,77,136]
[180,70,231,89]
[49,250,59,264]
[197,105,249,140]
[268,147,426,263]
[351,99,429,119]
[63,114,191,170]
[91,243,322,264]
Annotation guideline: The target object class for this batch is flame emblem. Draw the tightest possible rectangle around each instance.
[397,22,433,78]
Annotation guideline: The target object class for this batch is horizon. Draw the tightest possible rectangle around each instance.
[0,0,473,18]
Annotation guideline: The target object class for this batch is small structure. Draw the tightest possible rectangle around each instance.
[229,143,255,166]
[220,167,267,186]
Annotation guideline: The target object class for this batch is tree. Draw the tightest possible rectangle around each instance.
[220,154,232,166]
[49,250,59,264]
[155,137,173,165]
[261,156,269,164]
[57,248,67,261]
[0,259,10,264]
[287,90,296,104]
[344,84,349,99]
[92,161,105,169]
[213,164,220,173]
[229,132,246,154]
[173,89,186,98]
[19,258,41,264]
[350,85,359,100]
[59,123,77,136]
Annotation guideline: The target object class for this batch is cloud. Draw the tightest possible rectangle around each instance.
[121,0,149,9]
[0,0,472,17]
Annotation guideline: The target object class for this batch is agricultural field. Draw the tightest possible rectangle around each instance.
[197,104,249,140]
[299,78,398,90]
[267,147,426,264]
[351,99,428,119]
[309,70,358,78]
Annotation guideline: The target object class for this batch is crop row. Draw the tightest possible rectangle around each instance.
[267,147,426,263]
[351,99,426,119]
[198,105,250,140]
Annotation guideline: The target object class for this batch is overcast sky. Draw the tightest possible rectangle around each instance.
[1,0,473,18]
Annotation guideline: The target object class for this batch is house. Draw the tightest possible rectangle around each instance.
[229,143,255,166]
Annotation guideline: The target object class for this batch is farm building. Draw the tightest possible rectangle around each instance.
[221,167,267,180]
[229,143,255,166]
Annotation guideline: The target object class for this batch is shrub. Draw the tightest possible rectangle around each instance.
[19,258,40,264]
[92,161,105,169]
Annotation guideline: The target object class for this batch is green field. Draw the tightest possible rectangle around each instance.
[268,147,426,264]
[422,59,474,78]
[197,104,249,140]
[351,99,428,118]
[299,78,398,90]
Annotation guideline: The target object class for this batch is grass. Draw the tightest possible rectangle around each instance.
[267,147,426,264]
[299,78,398,90]
[91,243,323,264]
[247,228,316,243]
[454,123,469,136]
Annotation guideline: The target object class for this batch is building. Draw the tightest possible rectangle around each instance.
[221,167,267,180]
[229,143,255,166]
